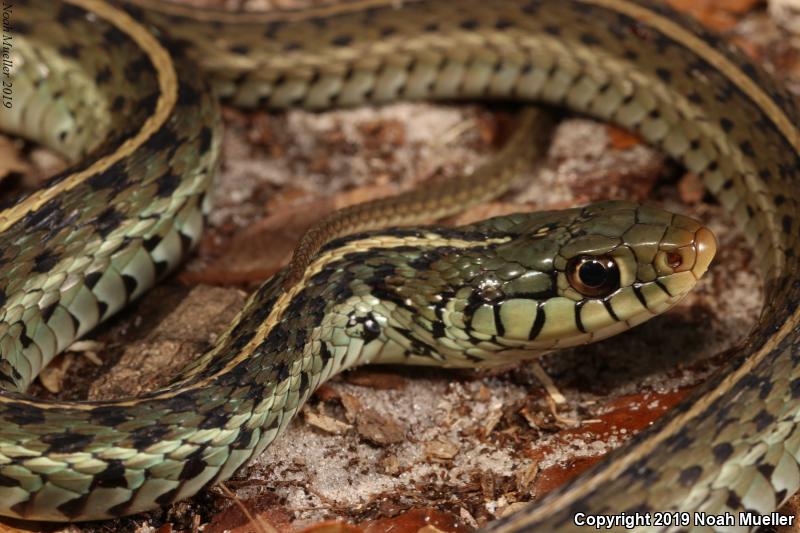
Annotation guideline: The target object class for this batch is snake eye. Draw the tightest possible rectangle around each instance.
[566,255,621,297]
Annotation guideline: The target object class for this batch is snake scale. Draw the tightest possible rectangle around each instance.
[0,0,797,530]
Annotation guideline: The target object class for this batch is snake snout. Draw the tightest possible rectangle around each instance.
[691,227,717,279]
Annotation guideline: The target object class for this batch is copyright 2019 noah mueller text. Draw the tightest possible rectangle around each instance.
[2,1,13,109]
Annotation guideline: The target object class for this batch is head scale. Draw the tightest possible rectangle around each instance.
[390,201,716,366]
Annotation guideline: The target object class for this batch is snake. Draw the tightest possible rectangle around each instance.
[0,0,797,530]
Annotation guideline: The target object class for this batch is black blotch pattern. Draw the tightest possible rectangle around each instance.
[58,44,81,58]
[86,159,130,197]
[57,495,91,520]
[678,465,702,486]
[178,232,193,253]
[197,127,214,153]
[84,271,102,289]
[58,3,87,22]
[263,21,284,39]
[124,55,152,84]
[111,95,126,113]
[3,402,47,425]
[783,215,793,234]
[122,274,138,296]
[528,304,545,340]
[664,429,692,452]
[580,33,600,46]
[90,461,128,489]
[712,442,734,463]
[753,410,776,432]
[42,432,95,453]
[94,207,125,238]
[521,1,541,14]
[41,302,58,322]
[154,172,182,198]
[320,342,333,364]
[790,378,800,399]
[32,250,59,273]
[22,199,66,234]
[331,35,352,47]
[178,82,202,107]
[757,463,775,480]
[95,66,112,85]
[727,491,743,510]
[179,455,207,481]
[129,424,171,449]
[231,428,254,449]
[89,405,131,427]
[155,487,179,506]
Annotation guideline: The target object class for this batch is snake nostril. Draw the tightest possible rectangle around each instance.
[666,252,683,269]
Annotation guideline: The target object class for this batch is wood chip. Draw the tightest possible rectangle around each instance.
[382,454,401,476]
[340,392,362,423]
[344,369,407,390]
[459,507,479,529]
[498,502,531,519]
[67,340,106,366]
[530,361,566,405]
[606,125,642,150]
[297,520,363,533]
[482,406,504,436]
[666,0,758,31]
[314,384,341,402]
[355,407,406,445]
[424,439,460,460]
[38,353,76,393]
[516,463,540,493]
[476,384,491,402]
[0,136,30,181]
[417,526,447,533]
[678,173,706,204]
[770,0,800,33]
[303,408,352,435]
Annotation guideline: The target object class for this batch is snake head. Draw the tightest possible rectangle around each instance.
[432,201,717,362]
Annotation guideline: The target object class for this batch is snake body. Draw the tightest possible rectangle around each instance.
[0,0,797,531]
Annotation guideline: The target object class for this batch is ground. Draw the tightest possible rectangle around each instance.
[0,1,797,533]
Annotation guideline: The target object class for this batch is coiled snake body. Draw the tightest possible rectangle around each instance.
[0,0,797,531]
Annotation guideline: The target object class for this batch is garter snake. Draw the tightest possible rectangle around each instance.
[0,0,796,531]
